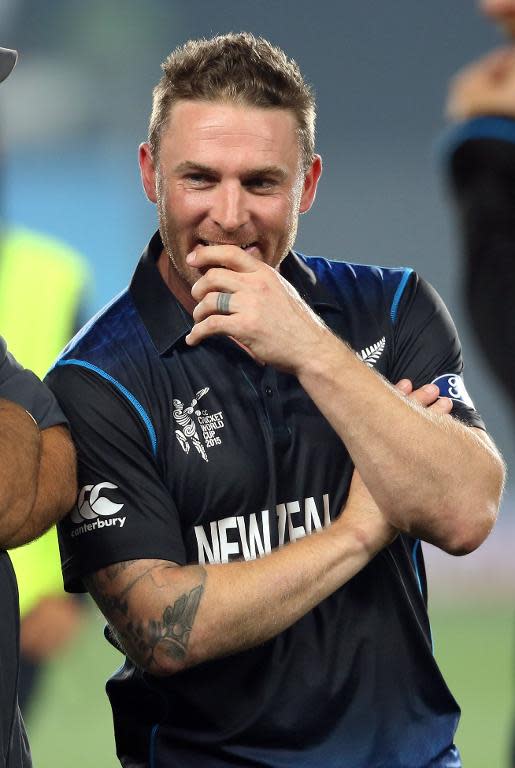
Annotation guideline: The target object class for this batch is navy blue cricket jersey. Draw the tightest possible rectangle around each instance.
[46,232,484,768]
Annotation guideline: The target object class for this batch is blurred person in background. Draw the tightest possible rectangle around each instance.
[445,0,515,419]
[0,228,89,715]
[444,2,515,765]
[0,45,77,768]
[46,33,505,768]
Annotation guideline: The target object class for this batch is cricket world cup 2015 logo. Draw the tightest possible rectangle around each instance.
[172,388,225,463]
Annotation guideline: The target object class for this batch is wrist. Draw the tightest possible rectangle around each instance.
[293,325,345,381]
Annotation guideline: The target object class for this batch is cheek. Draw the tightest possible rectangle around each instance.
[169,190,210,228]
[260,197,297,234]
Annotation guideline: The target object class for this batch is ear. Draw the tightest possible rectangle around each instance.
[139,142,158,204]
[299,154,322,214]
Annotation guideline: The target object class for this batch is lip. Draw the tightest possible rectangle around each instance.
[196,237,257,250]
[243,245,261,258]
[194,239,261,256]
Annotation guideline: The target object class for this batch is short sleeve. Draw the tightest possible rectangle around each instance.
[389,273,486,430]
[45,363,187,592]
[0,336,67,430]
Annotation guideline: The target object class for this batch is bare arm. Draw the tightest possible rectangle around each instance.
[0,413,77,549]
[185,246,505,555]
[295,339,504,554]
[0,399,41,545]
[85,472,396,676]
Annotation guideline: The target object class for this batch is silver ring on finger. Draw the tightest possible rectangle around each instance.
[217,292,232,315]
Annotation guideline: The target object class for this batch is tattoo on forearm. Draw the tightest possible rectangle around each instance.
[86,563,206,672]
[162,584,204,656]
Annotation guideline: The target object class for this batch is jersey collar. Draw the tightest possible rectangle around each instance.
[130,231,342,355]
[130,230,193,355]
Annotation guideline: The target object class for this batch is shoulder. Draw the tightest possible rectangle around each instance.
[46,291,161,457]
[441,116,515,187]
[52,287,158,384]
[0,337,66,429]
[294,251,416,323]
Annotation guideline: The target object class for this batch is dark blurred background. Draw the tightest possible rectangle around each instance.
[0,1,512,766]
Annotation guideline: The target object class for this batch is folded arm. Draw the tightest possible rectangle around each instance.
[296,342,504,554]
[85,471,395,676]
[186,246,505,555]
[0,401,77,549]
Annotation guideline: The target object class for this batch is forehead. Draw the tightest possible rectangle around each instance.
[160,100,301,169]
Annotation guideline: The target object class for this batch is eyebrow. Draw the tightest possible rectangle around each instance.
[173,161,289,181]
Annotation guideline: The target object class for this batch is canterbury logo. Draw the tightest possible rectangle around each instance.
[357,337,386,367]
[71,482,124,524]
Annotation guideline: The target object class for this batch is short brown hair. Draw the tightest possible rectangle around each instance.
[148,32,316,172]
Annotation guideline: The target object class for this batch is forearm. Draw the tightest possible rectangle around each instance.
[184,245,503,553]
[3,425,77,549]
[0,399,41,547]
[86,505,391,676]
[296,331,504,553]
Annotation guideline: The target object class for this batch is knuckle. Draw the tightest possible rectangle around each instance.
[206,314,220,332]
[193,299,209,323]
[191,279,204,300]
[202,271,215,289]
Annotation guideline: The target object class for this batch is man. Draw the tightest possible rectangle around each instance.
[445,3,515,764]
[0,47,77,768]
[446,0,515,416]
[0,227,88,715]
[46,33,504,768]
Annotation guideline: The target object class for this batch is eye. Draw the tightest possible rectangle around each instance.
[245,177,277,192]
[185,173,215,186]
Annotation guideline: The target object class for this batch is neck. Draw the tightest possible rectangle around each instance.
[157,248,196,315]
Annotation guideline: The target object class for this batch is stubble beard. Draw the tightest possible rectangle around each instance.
[156,180,199,290]
[156,175,301,281]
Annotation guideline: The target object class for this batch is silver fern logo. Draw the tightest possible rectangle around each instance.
[357,337,386,367]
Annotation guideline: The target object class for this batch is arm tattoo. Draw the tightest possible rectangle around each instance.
[85,561,206,673]
[145,584,204,663]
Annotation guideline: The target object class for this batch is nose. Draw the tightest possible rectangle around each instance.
[210,181,250,232]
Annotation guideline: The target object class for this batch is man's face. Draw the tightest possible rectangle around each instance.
[139,100,320,291]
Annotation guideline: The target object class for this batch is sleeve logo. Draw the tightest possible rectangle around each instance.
[69,482,126,537]
[431,373,475,408]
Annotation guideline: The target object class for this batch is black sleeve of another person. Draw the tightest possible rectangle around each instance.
[447,136,515,408]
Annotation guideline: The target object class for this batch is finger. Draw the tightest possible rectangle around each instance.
[187,245,260,274]
[185,313,237,346]
[406,383,440,407]
[395,379,413,395]
[192,291,240,323]
[191,267,242,302]
[428,396,453,415]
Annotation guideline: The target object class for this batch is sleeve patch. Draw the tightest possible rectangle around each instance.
[431,373,475,408]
